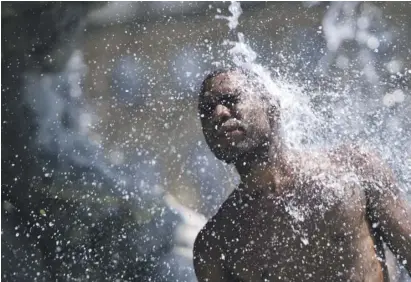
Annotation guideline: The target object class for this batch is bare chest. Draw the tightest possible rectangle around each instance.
[215,179,381,281]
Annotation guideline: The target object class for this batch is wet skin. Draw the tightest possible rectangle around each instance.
[193,69,411,282]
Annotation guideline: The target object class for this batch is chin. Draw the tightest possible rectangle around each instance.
[214,151,240,164]
[210,141,252,164]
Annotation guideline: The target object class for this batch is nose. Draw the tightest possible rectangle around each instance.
[213,104,231,123]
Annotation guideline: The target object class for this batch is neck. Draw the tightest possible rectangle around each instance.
[234,134,288,190]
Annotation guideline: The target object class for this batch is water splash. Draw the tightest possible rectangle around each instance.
[216,1,411,211]
[215,7,410,280]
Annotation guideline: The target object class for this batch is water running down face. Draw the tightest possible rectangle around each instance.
[198,69,280,164]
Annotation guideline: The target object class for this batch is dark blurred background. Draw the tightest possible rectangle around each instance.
[2,2,411,281]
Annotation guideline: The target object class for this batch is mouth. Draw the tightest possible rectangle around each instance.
[216,119,245,139]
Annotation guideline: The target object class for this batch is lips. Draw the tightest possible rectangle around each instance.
[216,119,245,138]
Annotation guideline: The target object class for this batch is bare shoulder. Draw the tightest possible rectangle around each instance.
[194,188,240,256]
[193,189,242,281]
[329,143,395,184]
[288,143,388,178]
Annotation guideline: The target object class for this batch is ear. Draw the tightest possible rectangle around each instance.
[268,101,280,119]
[267,101,281,131]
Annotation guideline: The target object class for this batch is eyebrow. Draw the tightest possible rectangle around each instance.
[203,89,240,98]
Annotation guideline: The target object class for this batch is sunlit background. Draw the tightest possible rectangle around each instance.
[2,2,411,281]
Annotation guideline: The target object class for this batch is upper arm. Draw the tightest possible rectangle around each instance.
[361,152,411,275]
[193,220,229,282]
[193,227,224,281]
[367,181,411,275]
[193,189,242,282]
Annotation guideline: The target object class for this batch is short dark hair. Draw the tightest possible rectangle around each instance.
[200,67,253,95]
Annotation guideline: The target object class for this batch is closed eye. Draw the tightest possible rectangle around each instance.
[199,99,215,117]
[219,94,238,108]
[199,94,239,118]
